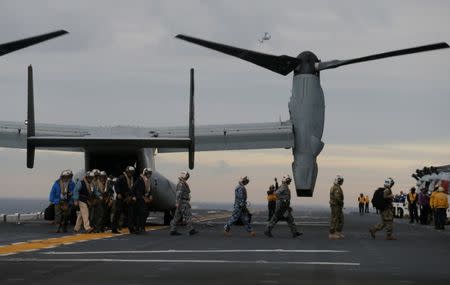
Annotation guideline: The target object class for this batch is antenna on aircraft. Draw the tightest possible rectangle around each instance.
[258,32,271,44]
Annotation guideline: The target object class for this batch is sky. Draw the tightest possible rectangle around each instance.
[0,0,449,207]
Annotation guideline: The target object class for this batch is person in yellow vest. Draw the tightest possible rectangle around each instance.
[266,178,278,221]
[364,195,370,213]
[430,187,449,230]
[407,187,419,223]
[358,193,365,215]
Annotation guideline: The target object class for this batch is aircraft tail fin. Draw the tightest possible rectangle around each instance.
[188,68,195,169]
[26,65,35,168]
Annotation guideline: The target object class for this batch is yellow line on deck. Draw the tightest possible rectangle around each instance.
[0,213,229,256]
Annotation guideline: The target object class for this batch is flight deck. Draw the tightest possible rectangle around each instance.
[0,209,449,284]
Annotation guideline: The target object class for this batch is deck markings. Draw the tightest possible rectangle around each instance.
[0,257,360,266]
[43,249,349,255]
[0,213,228,256]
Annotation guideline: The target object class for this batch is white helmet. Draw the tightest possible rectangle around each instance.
[282,174,292,184]
[92,169,101,176]
[239,176,250,185]
[99,171,107,177]
[142,168,153,176]
[60,170,71,177]
[334,175,344,185]
[179,171,190,180]
[86,171,95,178]
[384,177,395,188]
[125,166,135,172]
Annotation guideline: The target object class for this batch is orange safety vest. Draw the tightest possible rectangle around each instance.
[358,196,365,203]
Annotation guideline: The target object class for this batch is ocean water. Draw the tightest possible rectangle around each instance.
[0,198,50,214]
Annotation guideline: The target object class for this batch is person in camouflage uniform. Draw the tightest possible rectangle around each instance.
[329,175,344,239]
[170,171,199,236]
[224,176,255,237]
[264,174,302,238]
[370,177,397,240]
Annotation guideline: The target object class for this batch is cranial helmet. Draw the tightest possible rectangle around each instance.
[143,168,153,176]
[126,166,135,172]
[179,171,190,180]
[99,171,107,177]
[282,174,292,184]
[334,175,344,185]
[240,176,250,185]
[384,177,395,188]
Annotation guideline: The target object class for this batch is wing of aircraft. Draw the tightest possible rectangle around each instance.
[0,66,293,171]
[0,120,293,152]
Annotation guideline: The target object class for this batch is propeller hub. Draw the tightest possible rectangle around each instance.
[294,51,319,76]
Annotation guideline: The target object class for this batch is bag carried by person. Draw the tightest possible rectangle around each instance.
[372,188,387,210]
[44,203,55,221]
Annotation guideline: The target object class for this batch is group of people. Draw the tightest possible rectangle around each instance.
[357,193,370,215]
[49,166,154,234]
[49,167,448,239]
[225,174,302,238]
[405,186,449,230]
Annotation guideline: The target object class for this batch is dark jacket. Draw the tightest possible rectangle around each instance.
[115,174,133,199]
[76,180,90,203]
[131,176,148,200]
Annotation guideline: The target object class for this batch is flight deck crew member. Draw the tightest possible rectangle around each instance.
[264,174,302,238]
[88,169,102,232]
[224,176,255,237]
[419,188,430,225]
[267,180,278,221]
[329,175,344,240]
[430,187,449,230]
[364,195,370,213]
[131,168,153,234]
[407,187,419,223]
[112,166,135,234]
[98,171,114,232]
[49,170,75,233]
[358,193,365,215]
[369,178,396,240]
[73,171,95,233]
[170,171,199,236]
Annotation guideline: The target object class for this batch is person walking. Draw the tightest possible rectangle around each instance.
[264,175,302,238]
[224,176,255,237]
[73,171,95,233]
[266,178,278,221]
[358,193,365,215]
[49,170,75,233]
[430,187,449,230]
[170,171,198,236]
[370,178,396,240]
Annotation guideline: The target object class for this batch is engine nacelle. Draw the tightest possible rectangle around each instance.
[289,73,325,197]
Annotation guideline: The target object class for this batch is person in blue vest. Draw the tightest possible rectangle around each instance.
[49,170,75,233]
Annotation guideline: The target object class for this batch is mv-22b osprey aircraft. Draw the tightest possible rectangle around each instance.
[0,30,448,221]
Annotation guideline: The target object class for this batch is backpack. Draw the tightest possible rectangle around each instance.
[371,188,387,210]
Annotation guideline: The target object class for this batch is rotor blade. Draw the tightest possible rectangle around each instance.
[0,30,68,57]
[318,42,449,71]
[176,34,299,76]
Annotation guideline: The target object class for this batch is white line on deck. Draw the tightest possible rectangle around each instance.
[42,249,349,255]
[0,258,360,266]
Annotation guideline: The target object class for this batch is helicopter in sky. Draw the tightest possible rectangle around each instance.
[258,32,271,44]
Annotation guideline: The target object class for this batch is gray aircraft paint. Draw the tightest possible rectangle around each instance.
[289,74,325,197]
